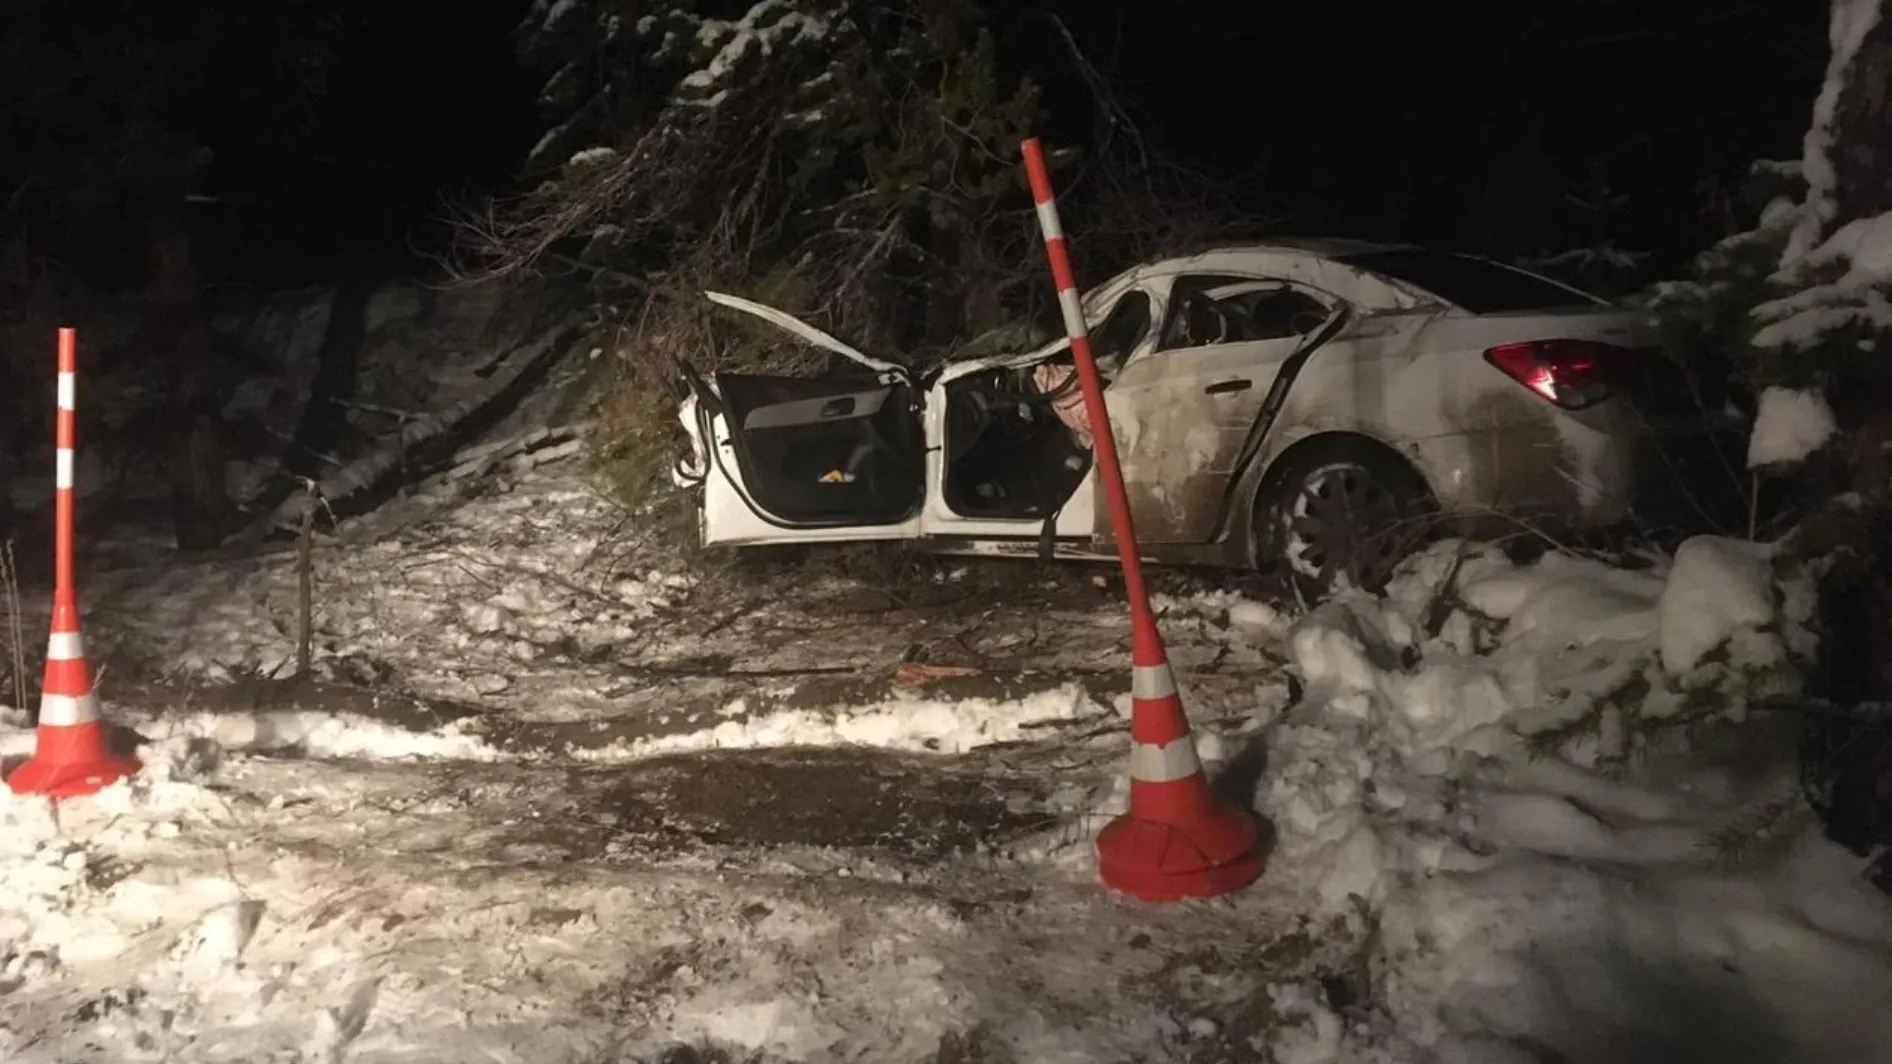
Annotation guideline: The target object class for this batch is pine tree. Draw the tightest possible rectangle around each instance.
[463,0,1045,358]
[1732,0,1892,880]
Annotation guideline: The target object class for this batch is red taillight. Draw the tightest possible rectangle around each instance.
[1483,339,1621,410]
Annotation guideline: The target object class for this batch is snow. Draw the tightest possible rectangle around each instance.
[1657,536,1777,675]
[1756,209,1892,351]
[6,436,1890,1060]
[540,0,575,31]
[564,146,617,169]
[525,121,569,169]
[1748,386,1838,468]
[576,683,1100,761]
[1814,209,1892,282]
[1782,0,1887,265]
[0,683,1313,1063]
[1754,2,1892,354]
[677,1,832,99]
[134,708,506,762]
[1255,538,1888,1062]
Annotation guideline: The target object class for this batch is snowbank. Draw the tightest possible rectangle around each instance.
[574,682,1100,760]
[1255,538,1892,1062]
[1748,386,1838,468]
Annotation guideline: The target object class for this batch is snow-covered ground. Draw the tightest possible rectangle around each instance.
[3,454,1890,1062]
[1259,542,1892,1063]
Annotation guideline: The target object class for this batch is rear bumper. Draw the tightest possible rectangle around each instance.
[1411,406,1748,535]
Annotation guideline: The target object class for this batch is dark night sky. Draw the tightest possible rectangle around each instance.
[171,0,1827,287]
[191,0,538,285]
[1012,0,1826,267]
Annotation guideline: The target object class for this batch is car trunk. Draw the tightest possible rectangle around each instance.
[1598,344,1746,428]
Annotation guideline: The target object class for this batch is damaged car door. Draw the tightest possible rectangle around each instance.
[677,292,924,546]
[1104,274,1345,545]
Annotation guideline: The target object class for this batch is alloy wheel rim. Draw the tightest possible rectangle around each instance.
[1282,463,1406,590]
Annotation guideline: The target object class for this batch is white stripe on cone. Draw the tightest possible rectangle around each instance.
[45,630,84,661]
[56,371,75,411]
[55,449,74,490]
[1130,736,1202,783]
[1131,663,1178,700]
[1033,199,1064,241]
[39,691,101,728]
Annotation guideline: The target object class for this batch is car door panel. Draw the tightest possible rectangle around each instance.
[1105,340,1301,544]
[707,372,922,528]
[676,292,929,546]
[739,386,890,430]
[1103,275,1343,545]
[703,291,905,377]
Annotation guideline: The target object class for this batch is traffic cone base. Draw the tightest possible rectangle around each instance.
[6,721,141,799]
[1094,663,1268,901]
[1096,791,1266,903]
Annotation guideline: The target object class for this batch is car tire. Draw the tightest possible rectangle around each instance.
[1257,439,1433,599]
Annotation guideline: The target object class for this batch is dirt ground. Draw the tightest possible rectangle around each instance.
[93,551,1295,851]
[20,522,1330,1062]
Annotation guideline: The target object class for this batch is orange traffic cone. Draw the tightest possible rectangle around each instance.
[6,326,140,799]
[7,593,139,798]
[1017,138,1264,902]
[1093,641,1265,902]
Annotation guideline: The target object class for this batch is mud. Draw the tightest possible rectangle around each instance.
[1444,388,1584,515]
[592,747,1050,859]
[105,674,489,731]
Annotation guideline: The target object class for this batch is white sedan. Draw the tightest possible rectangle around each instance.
[675,240,1727,593]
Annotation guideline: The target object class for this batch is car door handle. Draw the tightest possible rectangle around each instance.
[1204,378,1252,395]
[819,397,856,418]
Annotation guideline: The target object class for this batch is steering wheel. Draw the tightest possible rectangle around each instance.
[947,385,999,462]
[1289,307,1330,336]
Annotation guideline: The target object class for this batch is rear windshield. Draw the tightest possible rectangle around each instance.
[1338,248,1604,313]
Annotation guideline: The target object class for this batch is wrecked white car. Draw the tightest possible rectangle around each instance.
[675,240,1731,592]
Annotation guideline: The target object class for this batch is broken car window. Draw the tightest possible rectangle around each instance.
[1156,275,1331,351]
[1091,290,1153,368]
[1032,290,1154,448]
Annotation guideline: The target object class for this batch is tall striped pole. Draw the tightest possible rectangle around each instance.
[6,327,140,798]
[55,327,76,599]
[1021,139,1263,901]
[1019,145,1164,675]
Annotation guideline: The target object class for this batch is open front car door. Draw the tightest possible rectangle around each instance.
[676,293,924,547]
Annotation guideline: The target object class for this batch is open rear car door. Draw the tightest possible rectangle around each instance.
[675,293,924,546]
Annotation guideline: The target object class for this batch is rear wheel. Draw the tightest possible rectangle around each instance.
[1257,440,1432,598]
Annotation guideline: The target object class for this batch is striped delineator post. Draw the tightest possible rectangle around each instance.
[1020,139,1264,902]
[6,327,141,799]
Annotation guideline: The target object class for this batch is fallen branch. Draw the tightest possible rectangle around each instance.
[229,314,585,544]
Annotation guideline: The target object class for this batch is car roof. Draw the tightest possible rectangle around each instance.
[1130,238,1421,275]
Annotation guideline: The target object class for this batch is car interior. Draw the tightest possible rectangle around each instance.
[712,373,924,525]
[938,291,1154,520]
[936,279,1334,522]
[1157,278,1333,350]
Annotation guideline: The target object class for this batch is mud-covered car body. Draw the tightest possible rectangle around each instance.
[675,241,1734,586]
